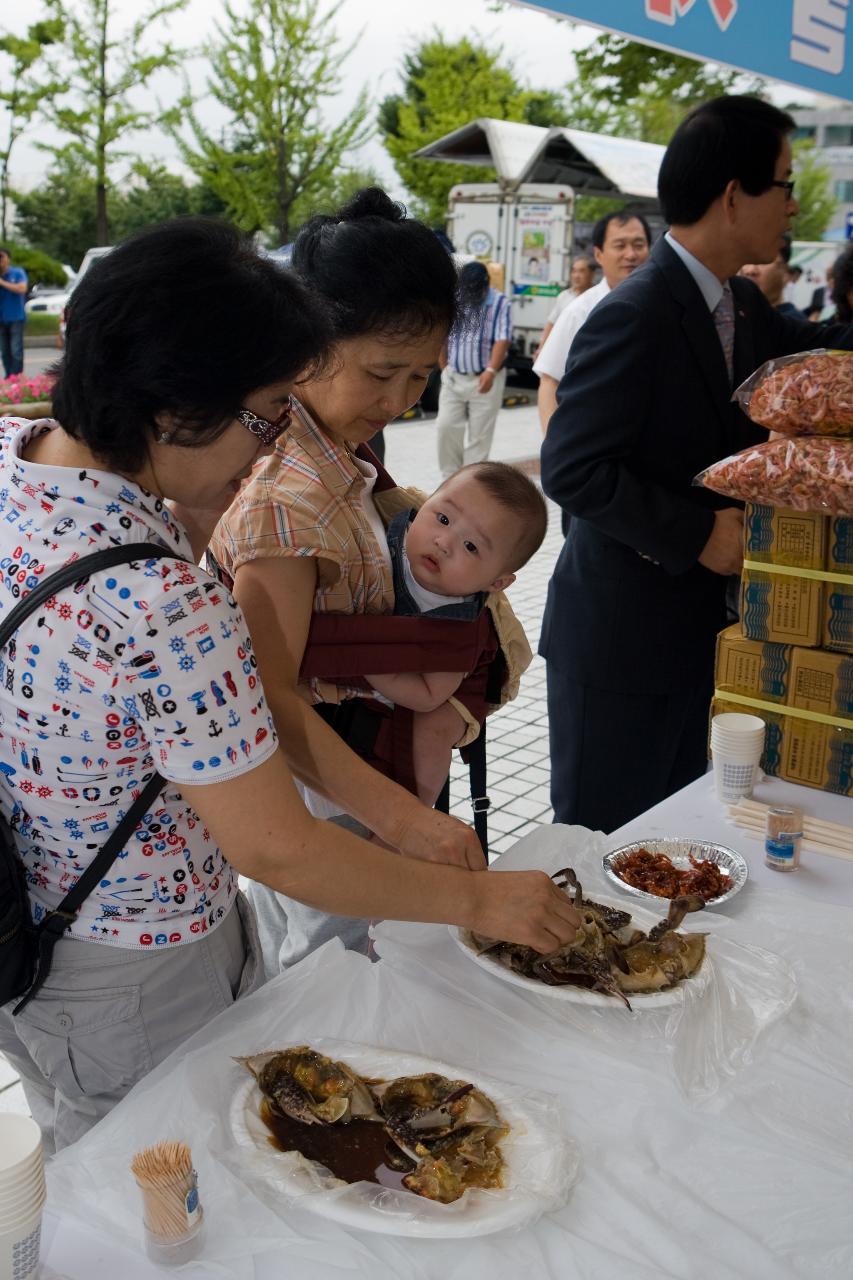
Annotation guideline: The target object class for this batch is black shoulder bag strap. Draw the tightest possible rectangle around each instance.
[1,542,185,1014]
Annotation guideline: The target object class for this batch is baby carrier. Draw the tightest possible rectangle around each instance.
[298,445,524,857]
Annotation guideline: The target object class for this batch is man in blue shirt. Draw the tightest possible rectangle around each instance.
[436,262,511,480]
[0,247,28,378]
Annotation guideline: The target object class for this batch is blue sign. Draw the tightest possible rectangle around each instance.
[514,2,853,103]
[846,211,853,240]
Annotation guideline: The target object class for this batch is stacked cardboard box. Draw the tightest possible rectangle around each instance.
[714,505,853,796]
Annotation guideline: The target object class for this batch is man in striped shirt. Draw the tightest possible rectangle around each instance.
[436,262,512,479]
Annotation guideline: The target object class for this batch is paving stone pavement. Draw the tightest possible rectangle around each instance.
[0,398,558,1114]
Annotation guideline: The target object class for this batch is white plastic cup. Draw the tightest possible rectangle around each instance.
[710,712,766,751]
[0,1117,41,1180]
[712,750,762,803]
[0,1204,43,1280]
[0,1175,45,1221]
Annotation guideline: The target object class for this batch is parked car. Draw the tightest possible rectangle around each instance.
[56,245,113,345]
[26,287,73,316]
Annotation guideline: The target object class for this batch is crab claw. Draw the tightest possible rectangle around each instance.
[551,867,583,909]
[646,893,705,943]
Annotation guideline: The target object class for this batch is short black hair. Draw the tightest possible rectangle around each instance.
[831,245,853,323]
[52,218,330,473]
[658,95,795,226]
[292,187,458,341]
[592,210,652,251]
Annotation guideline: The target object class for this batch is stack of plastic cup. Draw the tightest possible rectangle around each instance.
[710,712,766,803]
[0,1115,45,1280]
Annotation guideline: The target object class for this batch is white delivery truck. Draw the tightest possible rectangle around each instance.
[447,181,574,371]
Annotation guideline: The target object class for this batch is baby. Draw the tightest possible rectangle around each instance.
[366,461,548,810]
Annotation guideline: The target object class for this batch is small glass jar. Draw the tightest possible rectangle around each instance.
[765,806,803,872]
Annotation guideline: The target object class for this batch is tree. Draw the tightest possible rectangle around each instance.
[379,33,565,225]
[791,139,837,242]
[564,33,753,144]
[12,155,222,266]
[0,19,63,240]
[169,0,372,244]
[38,0,187,244]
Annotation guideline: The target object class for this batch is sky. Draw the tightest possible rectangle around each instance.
[7,0,602,197]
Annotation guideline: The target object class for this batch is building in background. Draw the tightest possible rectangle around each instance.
[793,106,853,239]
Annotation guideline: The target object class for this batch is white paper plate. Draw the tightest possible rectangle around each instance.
[228,1042,577,1238]
[450,895,711,1010]
[603,837,748,907]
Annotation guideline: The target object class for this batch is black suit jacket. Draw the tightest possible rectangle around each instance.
[539,236,853,694]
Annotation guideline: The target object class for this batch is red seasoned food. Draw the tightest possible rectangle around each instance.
[695,436,853,514]
[736,351,853,437]
[613,848,731,902]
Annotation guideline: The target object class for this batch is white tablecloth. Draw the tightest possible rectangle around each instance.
[41,778,852,1280]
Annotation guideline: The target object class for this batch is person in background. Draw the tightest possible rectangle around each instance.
[535,256,596,356]
[783,260,802,307]
[830,242,853,322]
[534,211,651,435]
[740,237,802,316]
[436,261,511,480]
[540,95,853,835]
[0,246,28,378]
[807,260,836,321]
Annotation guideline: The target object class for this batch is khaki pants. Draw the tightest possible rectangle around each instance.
[0,893,262,1152]
[436,367,507,479]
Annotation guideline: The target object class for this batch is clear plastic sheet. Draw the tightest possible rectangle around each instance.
[694,434,853,513]
[733,349,853,437]
[42,872,853,1280]
[373,825,797,1105]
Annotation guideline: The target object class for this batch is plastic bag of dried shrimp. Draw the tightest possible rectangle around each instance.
[734,349,853,437]
[694,436,853,514]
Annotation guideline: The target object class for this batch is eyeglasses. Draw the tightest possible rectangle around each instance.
[769,179,796,199]
[236,398,293,446]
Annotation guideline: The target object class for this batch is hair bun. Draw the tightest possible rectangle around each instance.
[337,187,406,224]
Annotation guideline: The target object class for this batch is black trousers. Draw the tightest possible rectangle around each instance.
[546,668,712,834]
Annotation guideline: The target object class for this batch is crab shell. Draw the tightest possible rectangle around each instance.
[236,1048,380,1125]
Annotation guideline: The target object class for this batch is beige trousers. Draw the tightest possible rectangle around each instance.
[436,367,507,479]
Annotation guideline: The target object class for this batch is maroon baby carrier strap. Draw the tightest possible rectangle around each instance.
[298,444,503,855]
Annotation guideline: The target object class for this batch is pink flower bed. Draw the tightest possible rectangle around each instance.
[0,372,55,405]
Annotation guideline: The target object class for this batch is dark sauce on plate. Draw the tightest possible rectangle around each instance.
[259,1097,411,1190]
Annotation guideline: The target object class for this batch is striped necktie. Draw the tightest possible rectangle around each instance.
[713,284,735,386]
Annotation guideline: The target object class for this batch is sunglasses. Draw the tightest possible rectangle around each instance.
[236,398,293,446]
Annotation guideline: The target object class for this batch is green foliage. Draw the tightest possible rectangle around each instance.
[37,0,187,242]
[791,139,837,242]
[0,19,64,239]
[1,239,67,288]
[169,0,372,243]
[565,33,752,144]
[25,311,61,336]
[12,154,223,265]
[379,33,565,224]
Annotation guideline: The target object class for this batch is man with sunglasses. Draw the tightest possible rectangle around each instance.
[540,95,853,834]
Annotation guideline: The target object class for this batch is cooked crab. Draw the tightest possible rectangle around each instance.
[372,1072,504,1161]
[236,1047,380,1125]
[471,868,706,1008]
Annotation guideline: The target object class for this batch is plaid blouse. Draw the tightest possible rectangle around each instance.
[209,401,395,701]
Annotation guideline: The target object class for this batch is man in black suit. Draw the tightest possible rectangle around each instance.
[540,96,853,833]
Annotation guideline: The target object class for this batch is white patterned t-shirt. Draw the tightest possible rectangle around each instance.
[0,417,278,949]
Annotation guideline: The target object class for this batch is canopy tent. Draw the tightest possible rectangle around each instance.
[414,119,665,199]
[506,1,853,103]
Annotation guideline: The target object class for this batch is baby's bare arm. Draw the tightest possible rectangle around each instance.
[367,669,466,712]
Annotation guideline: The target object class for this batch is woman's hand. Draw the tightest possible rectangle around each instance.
[390,804,486,870]
[468,870,582,954]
